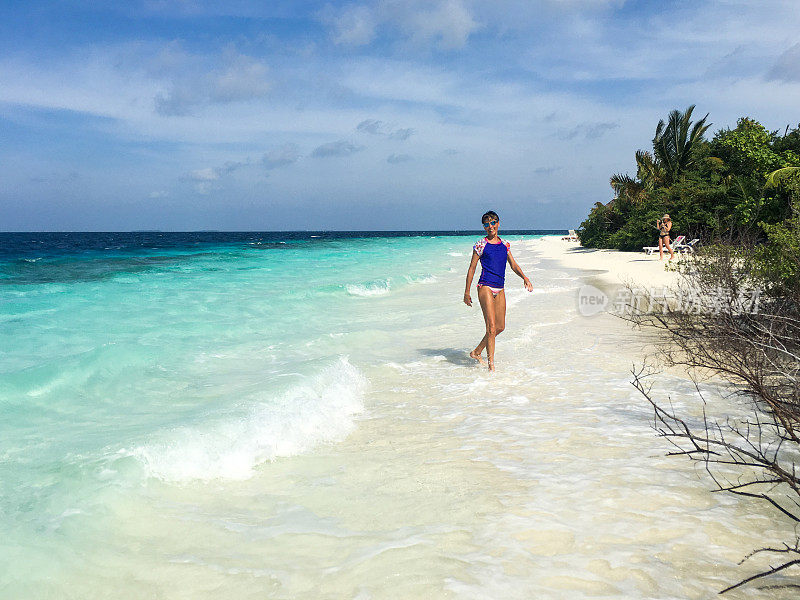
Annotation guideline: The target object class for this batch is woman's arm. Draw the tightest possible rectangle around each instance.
[464,251,480,306]
[507,252,533,292]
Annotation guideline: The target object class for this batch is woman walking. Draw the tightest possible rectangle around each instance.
[463,211,533,371]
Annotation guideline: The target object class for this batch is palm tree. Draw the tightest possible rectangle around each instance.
[634,149,665,190]
[609,173,642,200]
[609,150,664,204]
[652,105,712,185]
[609,106,710,203]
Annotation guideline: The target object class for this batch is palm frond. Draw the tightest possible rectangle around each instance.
[610,172,645,202]
[651,105,711,184]
[635,150,664,189]
[765,167,800,188]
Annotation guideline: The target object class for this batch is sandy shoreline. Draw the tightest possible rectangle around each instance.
[530,235,680,289]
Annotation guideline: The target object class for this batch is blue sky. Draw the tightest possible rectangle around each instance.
[2,0,799,231]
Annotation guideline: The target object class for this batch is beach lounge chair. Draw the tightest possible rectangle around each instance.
[561,229,579,241]
[674,238,699,253]
[643,235,684,255]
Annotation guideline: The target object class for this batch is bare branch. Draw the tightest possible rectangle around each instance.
[623,237,800,592]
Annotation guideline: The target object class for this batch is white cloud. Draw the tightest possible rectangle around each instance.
[186,165,233,194]
[356,118,414,139]
[0,42,275,129]
[486,1,800,87]
[390,0,479,50]
[387,153,412,163]
[322,0,479,50]
[0,46,159,120]
[768,43,800,82]
[208,53,270,102]
[356,118,391,134]
[560,121,619,141]
[155,48,270,116]
[311,140,365,158]
[532,166,561,175]
[193,181,214,195]
[184,160,248,196]
[324,4,377,46]
[262,143,301,170]
[389,127,414,140]
[341,59,461,105]
[189,167,220,182]
[703,45,767,80]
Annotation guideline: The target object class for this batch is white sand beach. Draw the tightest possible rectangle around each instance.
[532,235,680,289]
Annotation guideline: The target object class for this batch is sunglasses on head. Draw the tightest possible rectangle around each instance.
[482,220,498,228]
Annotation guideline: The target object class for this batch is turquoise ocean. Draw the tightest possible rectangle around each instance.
[0,231,791,599]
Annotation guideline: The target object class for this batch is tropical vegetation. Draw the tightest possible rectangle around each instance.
[578,106,800,269]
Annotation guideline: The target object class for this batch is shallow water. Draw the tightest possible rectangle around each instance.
[0,232,793,598]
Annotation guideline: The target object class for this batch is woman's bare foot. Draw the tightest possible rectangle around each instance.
[469,349,484,365]
[488,360,495,372]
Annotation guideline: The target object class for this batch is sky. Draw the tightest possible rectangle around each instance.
[2,0,800,231]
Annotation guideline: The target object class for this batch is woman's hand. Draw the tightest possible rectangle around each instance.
[463,292,472,306]
[523,277,533,292]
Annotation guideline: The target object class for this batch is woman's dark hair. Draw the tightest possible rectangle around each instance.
[482,211,499,223]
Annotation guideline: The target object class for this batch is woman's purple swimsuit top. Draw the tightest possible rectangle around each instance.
[474,237,510,288]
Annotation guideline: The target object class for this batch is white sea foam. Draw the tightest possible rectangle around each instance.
[346,279,391,296]
[530,284,574,295]
[447,252,463,257]
[127,357,367,482]
[404,274,437,284]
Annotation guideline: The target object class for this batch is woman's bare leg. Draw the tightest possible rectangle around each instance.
[494,290,506,339]
[472,287,503,370]
[473,289,506,355]
[665,238,674,259]
[472,288,494,358]
[472,287,495,365]
[658,237,664,260]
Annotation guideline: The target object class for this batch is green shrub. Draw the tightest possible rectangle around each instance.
[577,110,800,252]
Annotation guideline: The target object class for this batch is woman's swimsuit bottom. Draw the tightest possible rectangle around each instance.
[477,284,503,295]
